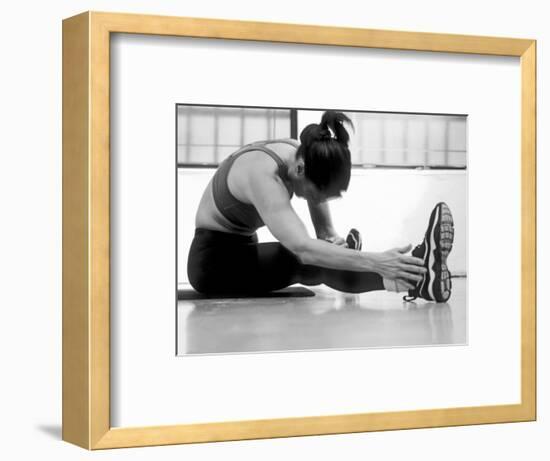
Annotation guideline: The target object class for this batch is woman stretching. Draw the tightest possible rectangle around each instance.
[187,111,454,302]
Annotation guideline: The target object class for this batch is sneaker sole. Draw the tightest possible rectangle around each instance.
[427,203,454,302]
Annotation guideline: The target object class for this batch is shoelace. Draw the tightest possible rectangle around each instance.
[402,294,418,302]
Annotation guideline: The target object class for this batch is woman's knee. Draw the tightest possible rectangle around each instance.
[296,264,323,286]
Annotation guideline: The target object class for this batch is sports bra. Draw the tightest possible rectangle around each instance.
[211,139,299,234]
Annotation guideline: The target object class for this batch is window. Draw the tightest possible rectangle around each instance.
[348,111,467,169]
[177,105,467,169]
[177,105,292,166]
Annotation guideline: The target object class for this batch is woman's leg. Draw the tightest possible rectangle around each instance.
[240,242,386,294]
[187,229,298,295]
[298,262,384,293]
[188,229,384,295]
[250,242,385,293]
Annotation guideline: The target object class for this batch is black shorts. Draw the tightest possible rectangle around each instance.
[187,228,384,295]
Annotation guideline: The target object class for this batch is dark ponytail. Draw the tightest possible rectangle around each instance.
[297,110,354,196]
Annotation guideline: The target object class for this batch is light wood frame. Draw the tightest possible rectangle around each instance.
[62,11,537,450]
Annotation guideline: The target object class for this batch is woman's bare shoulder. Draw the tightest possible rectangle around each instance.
[233,148,281,172]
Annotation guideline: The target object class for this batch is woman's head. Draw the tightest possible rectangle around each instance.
[295,111,353,202]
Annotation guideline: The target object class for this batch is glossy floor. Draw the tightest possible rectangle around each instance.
[177,278,467,355]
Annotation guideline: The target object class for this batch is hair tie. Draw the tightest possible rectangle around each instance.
[319,126,336,141]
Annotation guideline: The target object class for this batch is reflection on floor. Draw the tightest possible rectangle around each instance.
[177,278,467,355]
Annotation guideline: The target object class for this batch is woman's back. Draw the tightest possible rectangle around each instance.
[195,139,299,235]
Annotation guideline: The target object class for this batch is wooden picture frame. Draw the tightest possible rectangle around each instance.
[62,11,536,449]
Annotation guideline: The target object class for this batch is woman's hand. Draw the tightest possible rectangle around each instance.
[370,244,426,283]
[322,234,348,247]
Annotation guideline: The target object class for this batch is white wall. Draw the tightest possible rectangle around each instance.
[1,1,547,460]
[178,169,467,284]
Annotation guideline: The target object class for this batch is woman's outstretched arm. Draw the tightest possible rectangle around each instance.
[247,171,425,283]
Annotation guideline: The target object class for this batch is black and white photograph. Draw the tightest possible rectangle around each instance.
[4,0,543,456]
[176,105,467,355]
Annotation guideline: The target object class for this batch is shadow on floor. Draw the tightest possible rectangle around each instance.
[36,424,62,440]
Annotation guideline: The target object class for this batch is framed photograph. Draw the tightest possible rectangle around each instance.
[62,11,536,449]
